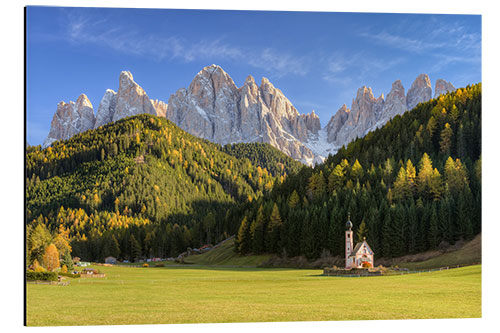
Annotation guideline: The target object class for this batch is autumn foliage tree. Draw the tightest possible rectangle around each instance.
[43,244,60,272]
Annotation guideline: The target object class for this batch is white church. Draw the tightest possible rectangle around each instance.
[345,213,374,269]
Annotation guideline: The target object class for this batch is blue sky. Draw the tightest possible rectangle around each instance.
[26,6,481,146]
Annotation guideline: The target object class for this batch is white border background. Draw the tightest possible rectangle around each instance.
[1,0,498,332]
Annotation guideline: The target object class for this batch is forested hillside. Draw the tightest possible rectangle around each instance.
[236,83,481,259]
[222,142,304,177]
[26,84,482,265]
[26,115,299,263]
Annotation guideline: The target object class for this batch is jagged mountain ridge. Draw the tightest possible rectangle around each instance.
[43,65,455,165]
[313,74,455,153]
[43,94,95,147]
[166,65,320,164]
[43,71,165,147]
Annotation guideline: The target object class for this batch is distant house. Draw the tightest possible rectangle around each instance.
[345,214,375,269]
[105,256,117,264]
[199,245,213,251]
[76,261,90,267]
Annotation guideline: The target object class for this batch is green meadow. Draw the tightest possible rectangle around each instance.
[26,264,481,326]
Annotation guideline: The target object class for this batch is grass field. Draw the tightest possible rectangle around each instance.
[183,239,271,266]
[398,234,481,270]
[26,264,481,326]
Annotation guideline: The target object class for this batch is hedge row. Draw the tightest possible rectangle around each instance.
[26,271,58,281]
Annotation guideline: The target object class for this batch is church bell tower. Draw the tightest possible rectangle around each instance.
[345,213,353,269]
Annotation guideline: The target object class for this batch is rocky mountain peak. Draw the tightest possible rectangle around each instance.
[325,104,351,144]
[119,70,134,86]
[389,80,405,96]
[356,86,374,99]
[165,65,315,163]
[352,86,376,118]
[76,94,92,109]
[261,77,271,86]
[43,94,95,147]
[194,64,237,90]
[301,110,321,135]
[379,79,406,123]
[245,75,256,85]
[324,74,442,157]
[188,64,239,106]
[434,79,456,98]
[95,72,167,129]
[406,74,432,110]
[94,89,117,128]
[339,104,349,113]
[151,99,168,118]
[42,65,455,166]
[112,70,157,122]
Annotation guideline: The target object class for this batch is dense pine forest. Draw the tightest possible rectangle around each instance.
[26,115,302,263]
[236,83,481,259]
[26,83,481,265]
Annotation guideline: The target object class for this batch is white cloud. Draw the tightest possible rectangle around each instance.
[61,11,308,78]
[64,12,187,61]
[361,31,446,54]
[429,54,482,73]
[248,48,309,78]
[358,18,481,72]
[322,52,404,84]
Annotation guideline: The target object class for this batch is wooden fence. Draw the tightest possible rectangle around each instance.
[27,280,69,286]
[79,273,106,278]
[323,262,480,278]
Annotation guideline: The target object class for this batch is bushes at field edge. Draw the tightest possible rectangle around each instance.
[26,271,58,281]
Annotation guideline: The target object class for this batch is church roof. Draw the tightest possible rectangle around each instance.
[349,240,374,257]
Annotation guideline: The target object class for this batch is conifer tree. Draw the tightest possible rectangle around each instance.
[110,234,120,258]
[393,167,410,200]
[236,216,250,254]
[250,206,266,254]
[351,159,364,180]
[417,153,434,198]
[266,203,283,252]
[307,171,326,201]
[203,212,216,245]
[328,164,345,193]
[61,250,74,271]
[428,204,438,249]
[288,190,300,209]
[440,123,453,155]
[356,220,368,243]
[381,211,393,258]
[405,159,416,194]
[429,168,444,201]
[129,234,142,262]
[327,209,343,256]
[301,214,317,259]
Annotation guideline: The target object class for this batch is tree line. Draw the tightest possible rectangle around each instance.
[235,84,481,259]
[26,84,481,263]
[26,115,301,263]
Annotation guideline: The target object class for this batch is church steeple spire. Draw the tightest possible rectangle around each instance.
[345,213,354,268]
[346,212,353,230]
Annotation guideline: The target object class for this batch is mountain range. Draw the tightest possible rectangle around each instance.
[43,65,455,164]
